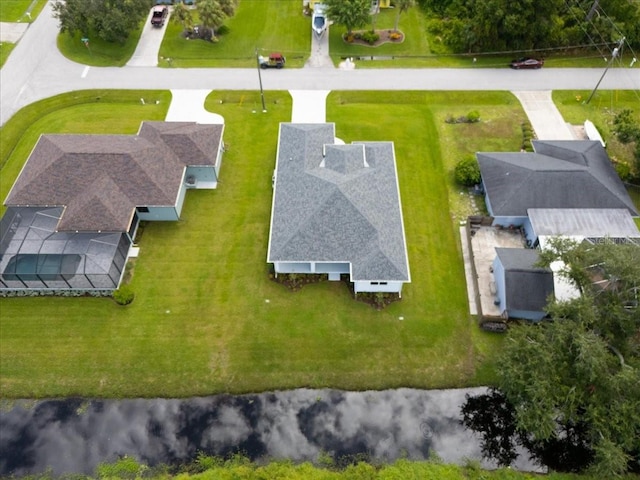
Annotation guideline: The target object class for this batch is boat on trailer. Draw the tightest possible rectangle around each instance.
[312,3,327,36]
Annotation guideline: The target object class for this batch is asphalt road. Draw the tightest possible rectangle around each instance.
[1,2,639,125]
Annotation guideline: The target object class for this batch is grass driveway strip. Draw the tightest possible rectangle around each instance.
[0,90,523,398]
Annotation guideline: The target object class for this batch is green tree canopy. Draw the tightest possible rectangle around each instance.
[463,241,640,476]
[324,0,371,36]
[53,0,152,44]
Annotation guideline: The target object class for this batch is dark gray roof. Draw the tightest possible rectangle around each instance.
[267,123,410,282]
[495,248,554,312]
[4,122,223,232]
[528,208,640,238]
[477,141,638,217]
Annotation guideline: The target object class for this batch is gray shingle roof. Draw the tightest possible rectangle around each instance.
[4,122,223,232]
[528,208,640,238]
[495,248,554,312]
[477,141,638,217]
[268,123,410,282]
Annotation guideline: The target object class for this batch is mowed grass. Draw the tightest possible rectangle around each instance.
[57,27,146,67]
[0,0,47,22]
[159,0,310,68]
[0,90,520,398]
[0,41,15,67]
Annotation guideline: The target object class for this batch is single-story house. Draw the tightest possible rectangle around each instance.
[0,121,224,291]
[524,208,640,248]
[477,140,638,227]
[492,248,555,321]
[267,123,410,295]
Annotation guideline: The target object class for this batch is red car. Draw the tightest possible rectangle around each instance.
[510,57,544,69]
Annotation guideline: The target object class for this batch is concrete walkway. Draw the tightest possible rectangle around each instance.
[165,90,224,123]
[0,22,29,42]
[512,91,576,140]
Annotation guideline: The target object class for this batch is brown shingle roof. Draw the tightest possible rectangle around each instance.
[5,122,223,232]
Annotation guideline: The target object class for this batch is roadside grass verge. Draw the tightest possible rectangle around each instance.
[0,0,47,22]
[0,41,15,67]
[57,27,145,66]
[159,0,310,68]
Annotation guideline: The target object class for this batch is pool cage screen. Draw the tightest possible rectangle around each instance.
[0,207,130,290]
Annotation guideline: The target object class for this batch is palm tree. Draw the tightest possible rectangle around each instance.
[393,0,415,32]
[172,2,194,33]
[197,0,226,40]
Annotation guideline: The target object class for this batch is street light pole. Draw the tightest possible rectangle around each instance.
[586,37,625,104]
[255,48,267,112]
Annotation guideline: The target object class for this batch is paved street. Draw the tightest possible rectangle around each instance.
[1,2,639,125]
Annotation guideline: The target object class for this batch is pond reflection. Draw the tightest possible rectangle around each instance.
[0,387,538,476]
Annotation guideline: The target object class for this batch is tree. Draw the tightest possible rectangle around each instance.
[324,0,371,37]
[197,0,227,41]
[454,155,481,186]
[53,0,152,44]
[172,2,194,33]
[393,0,415,32]
[463,241,640,476]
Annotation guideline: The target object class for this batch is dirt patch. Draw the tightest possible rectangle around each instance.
[343,29,405,47]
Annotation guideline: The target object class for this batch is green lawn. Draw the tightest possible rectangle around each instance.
[0,0,47,22]
[0,89,519,398]
[57,26,146,67]
[0,41,15,67]
[158,0,310,68]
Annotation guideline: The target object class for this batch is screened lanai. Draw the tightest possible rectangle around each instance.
[0,207,130,290]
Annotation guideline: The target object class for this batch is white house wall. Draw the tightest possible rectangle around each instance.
[354,280,403,294]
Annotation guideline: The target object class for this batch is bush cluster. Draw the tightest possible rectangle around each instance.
[113,285,135,305]
[521,121,534,151]
[454,155,481,187]
[445,111,480,124]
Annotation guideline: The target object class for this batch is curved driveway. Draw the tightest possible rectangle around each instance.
[1,2,639,125]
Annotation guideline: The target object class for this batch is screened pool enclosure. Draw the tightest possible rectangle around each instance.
[0,207,130,290]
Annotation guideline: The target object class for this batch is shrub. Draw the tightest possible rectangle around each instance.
[466,110,480,123]
[113,285,135,305]
[216,25,230,36]
[389,32,402,41]
[361,31,379,45]
[614,161,631,181]
[454,155,481,186]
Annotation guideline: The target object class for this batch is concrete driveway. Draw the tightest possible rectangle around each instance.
[512,91,576,140]
[127,7,171,67]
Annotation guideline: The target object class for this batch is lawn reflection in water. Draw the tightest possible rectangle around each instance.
[1,387,539,476]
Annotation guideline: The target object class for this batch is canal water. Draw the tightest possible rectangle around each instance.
[0,387,539,476]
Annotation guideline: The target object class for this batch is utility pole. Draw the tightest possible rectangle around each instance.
[255,48,267,113]
[586,37,625,104]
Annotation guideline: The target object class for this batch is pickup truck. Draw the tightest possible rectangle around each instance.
[150,6,168,27]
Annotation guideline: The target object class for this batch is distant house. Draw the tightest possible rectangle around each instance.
[477,140,638,227]
[492,248,554,321]
[0,121,224,291]
[267,123,410,295]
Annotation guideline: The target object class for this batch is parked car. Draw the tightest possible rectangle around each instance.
[510,57,544,69]
[259,53,286,69]
[150,6,168,27]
